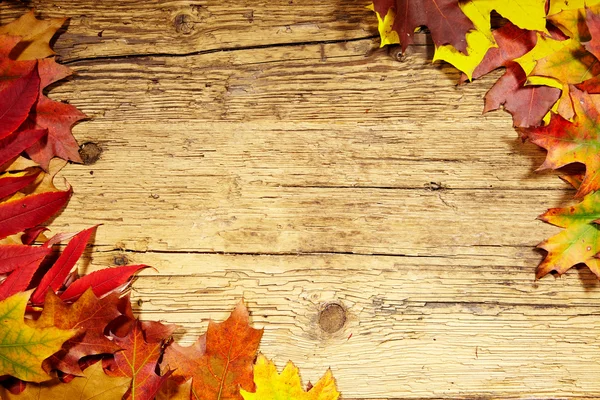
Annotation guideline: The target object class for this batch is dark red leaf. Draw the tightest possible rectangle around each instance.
[373,0,473,53]
[31,226,98,305]
[0,128,47,168]
[484,63,561,128]
[0,188,72,239]
[21,226,48,245]
[0,244,50,274]
[60,264,148,302]
[0,169,41,199]
[0,63,39,139]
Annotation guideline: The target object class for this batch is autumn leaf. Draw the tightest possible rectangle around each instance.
[0,188,72,240]
[0,129,46,169]
[104,320,171,400]
[0,169,42,199]
[31,226,98,305]
[0,10,66,61]
[0,63,39,140]
[372,0,473,53]
[535,191,600,278]
[30,290,122,375]
[0,244,50,274]
[240,354,340,400]
[161,302,263,400]
[0,291,74,382]
[59,264,149,302]
[520,88,600,198]
[0,361,130,400]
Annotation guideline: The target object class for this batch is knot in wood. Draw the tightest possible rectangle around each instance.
[113,255,128,266]
[79,142,103,165]
[318,302,346,333]
[174,13,194,34]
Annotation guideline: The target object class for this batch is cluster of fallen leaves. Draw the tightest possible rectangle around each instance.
[0,10,339,400]
[371,0,600,279]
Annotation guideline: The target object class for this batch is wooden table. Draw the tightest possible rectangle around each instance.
[2,1,600,398]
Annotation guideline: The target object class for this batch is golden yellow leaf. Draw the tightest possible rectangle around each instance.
[240,354,339,400]
[548,0,600,16]
[0,10,66,60]
[0,361,130,399]
[367,4,400,47]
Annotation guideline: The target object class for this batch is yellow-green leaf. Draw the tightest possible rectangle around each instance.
[0,291,75,382]
[0,361,130,399]
[240,354,339,400]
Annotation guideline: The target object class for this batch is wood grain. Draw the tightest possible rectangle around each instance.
[3,1,599,398]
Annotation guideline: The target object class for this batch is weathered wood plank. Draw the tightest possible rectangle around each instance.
[80,251,600,398]
[3,1,597,398]
[0,0,377,61]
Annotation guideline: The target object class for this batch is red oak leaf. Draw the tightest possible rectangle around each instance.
[32,289,122,375]
[161,302,263,399]
[520,88,600,198]
[372,0,473,53]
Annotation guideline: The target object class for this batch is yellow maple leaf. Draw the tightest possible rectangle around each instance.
[240,354,340,400]
[367,4,400,47]
[0,10,66,60]
[0,361,130,399]
[0,292,75,383]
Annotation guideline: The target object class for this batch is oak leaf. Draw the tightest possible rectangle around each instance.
[161,302,263,399]
[240,354,340,400]
[0,291,74,382]
[0,361,130,400]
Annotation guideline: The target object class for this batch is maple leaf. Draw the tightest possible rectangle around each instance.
[535,191,600,278]
[29,290,122,375]
[156,379,193,400]
[372,0,473,53]
[0,361,130,400]
[161,302,263,400]
[240,354,340,400]
[104,320,171,400]
[520,88,600,198]
[484,64,562,127]
[0,291,74,382]
[24,58,87,168]
[0,11,66,61]
[0,63,39,139]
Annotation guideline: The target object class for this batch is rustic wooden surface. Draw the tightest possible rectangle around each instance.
[3,1,600,398]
